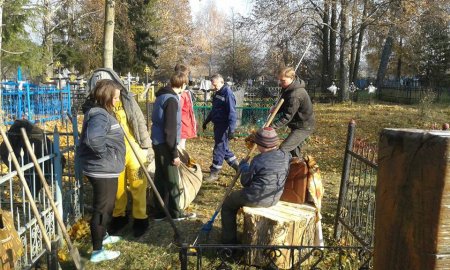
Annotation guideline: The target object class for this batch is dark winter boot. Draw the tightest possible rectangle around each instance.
[108,215,129,235]
[230,160,239,172]
[133,218,149,238]
[204,170,220,183]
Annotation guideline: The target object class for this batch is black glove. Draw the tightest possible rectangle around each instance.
[202,121,208,130]
[228,130,235,140]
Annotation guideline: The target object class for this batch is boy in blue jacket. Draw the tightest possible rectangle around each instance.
[203,74,239,182]
[221,127,290,244]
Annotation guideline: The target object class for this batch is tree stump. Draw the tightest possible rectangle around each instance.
[375,129,450,270]
[242,201,316,269]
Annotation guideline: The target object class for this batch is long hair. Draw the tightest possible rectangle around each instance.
[90,79,121,113]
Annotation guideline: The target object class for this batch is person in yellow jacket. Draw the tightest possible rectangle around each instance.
[83,68,152,237]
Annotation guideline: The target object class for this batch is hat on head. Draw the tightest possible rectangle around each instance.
[254,127,279,148]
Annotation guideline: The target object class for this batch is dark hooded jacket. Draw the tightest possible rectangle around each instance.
[271,79,315,130]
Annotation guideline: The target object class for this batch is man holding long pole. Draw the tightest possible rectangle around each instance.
[270,67,315,158]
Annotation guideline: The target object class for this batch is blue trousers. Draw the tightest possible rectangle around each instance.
[210,123,236,172]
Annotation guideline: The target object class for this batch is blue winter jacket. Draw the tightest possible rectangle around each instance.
[78,107,126,178]
[240,149,291,206]
[205,85,237,132]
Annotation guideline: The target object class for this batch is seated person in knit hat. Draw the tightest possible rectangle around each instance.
[221,127,291,244]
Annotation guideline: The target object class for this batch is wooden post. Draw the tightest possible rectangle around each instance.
[375,129,450,270]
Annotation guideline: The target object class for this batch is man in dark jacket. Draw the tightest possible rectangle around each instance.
[271,67,315,158]
[202,74,239,182]
[221,127,290,244]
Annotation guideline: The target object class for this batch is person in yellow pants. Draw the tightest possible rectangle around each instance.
[83,68,153,238]
[111,100,149,237]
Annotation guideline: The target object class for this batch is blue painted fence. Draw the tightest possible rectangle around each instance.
[1,82,71,124]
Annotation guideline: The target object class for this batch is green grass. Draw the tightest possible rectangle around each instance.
[60,101,450,269]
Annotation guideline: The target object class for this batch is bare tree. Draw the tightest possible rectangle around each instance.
[103,0,115,69]
[339,0,350,101]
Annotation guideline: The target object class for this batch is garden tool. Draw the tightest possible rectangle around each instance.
[0,127,53,253]
[118,123,183,245]
[191,98,285,246]
[20,128,84,269]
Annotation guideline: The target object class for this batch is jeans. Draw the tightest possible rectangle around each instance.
[280,128,313,157]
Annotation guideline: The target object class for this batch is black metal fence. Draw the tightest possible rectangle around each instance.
[179,244,372,270]
[334,121,377,254]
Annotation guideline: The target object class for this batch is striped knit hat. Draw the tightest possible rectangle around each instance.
[254,127,279,148]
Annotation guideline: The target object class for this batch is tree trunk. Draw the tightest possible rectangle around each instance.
[339,0,350,101]
[375,27,395,88]
[349,0,358,83]
[0,0,3,118]
[242,201,316,269]
[396,37,403,80]
[321,0,330,90]
[352,0,368,82]
[42,0,54,77]
[103,0,115,69]
[328,0,337,85]
[0,0,3,79]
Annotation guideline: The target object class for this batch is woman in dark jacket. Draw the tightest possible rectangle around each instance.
[271,67,315,157]
[78,79,126,263]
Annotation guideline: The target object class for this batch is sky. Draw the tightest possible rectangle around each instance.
[189,0,252,18]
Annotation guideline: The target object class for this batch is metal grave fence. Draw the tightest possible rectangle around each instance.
[0,115,83,269]
[1,81,72,125]
[334,121,377,263]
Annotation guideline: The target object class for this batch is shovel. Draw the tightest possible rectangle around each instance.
[20,128,83,269]
[192,98,285,246]
[0,127,53,252]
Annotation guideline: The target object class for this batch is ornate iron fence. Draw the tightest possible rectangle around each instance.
[0,116,82,269]
[334,121,377,254]
[179,244,372,270]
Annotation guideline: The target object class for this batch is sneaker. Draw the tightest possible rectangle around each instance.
[173,212,197,221]
[102,233,122,245]
[90,249,120,263]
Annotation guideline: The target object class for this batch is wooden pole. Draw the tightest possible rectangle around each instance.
[375,129,450,269]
